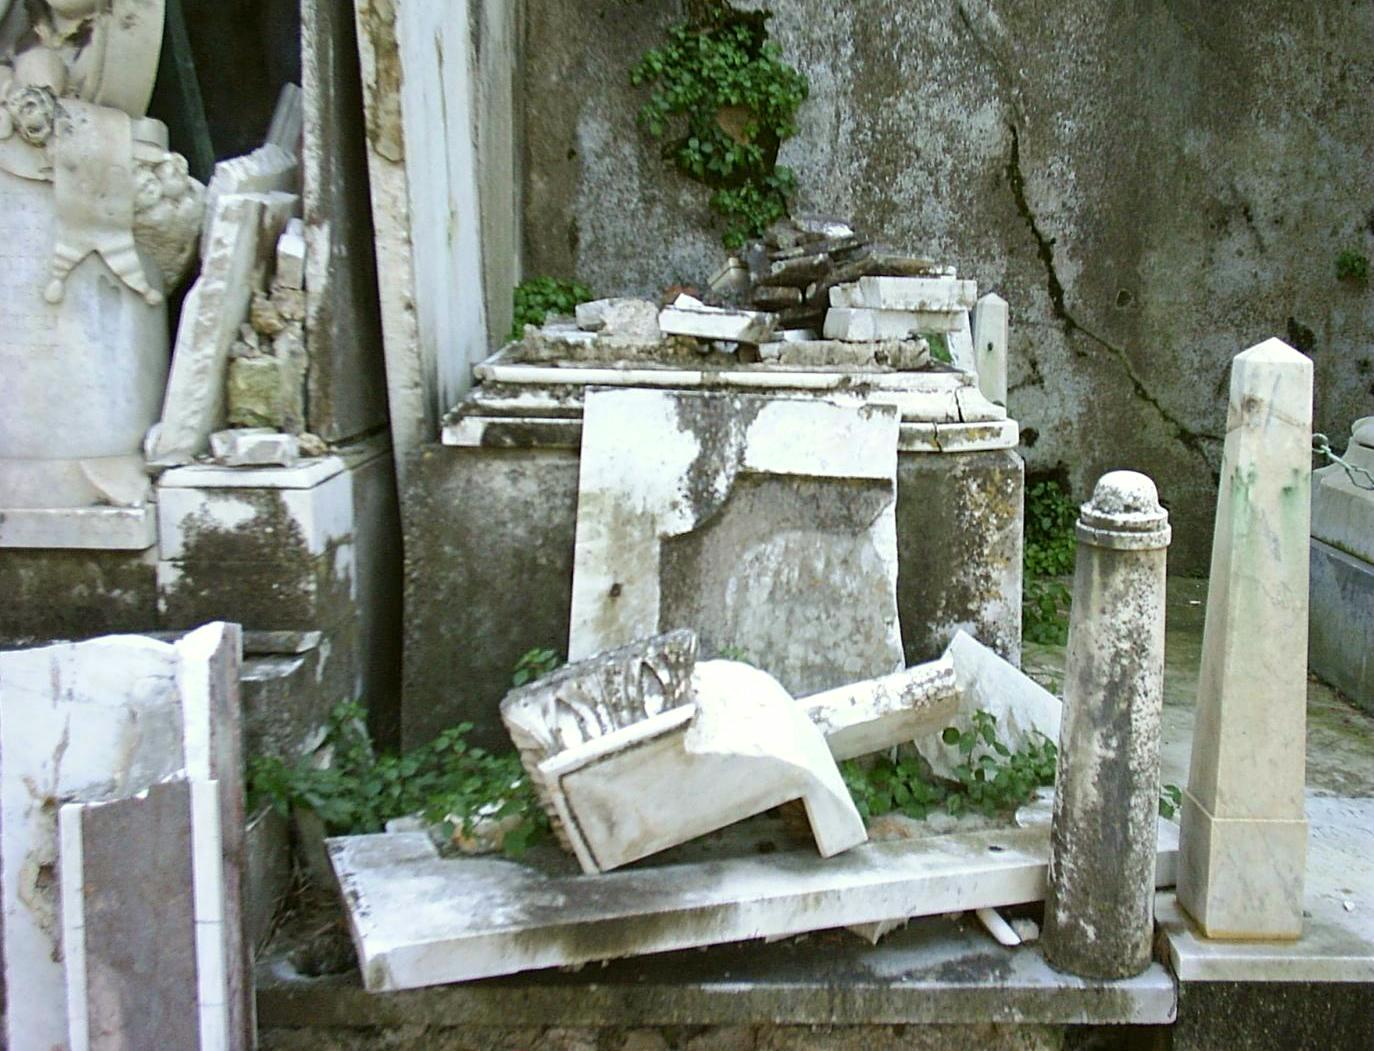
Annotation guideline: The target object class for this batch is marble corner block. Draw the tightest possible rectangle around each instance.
[1043,472,1171,979]
[568,388,905,696]
[972,293,1009,407]
[155,456,357,631]
[916,631,1061,782]
[501,632,865,873]
[823,306,963,341]
[1,635,187,1050]
[850,276,979,313]
[1178,338,1313,941]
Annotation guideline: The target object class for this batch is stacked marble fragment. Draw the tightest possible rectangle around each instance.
[825,273,977,367]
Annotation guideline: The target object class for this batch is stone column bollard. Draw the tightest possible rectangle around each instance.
[1042,470,1171,979]
[1178,338,1313,940]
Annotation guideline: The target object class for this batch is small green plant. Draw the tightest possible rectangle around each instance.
[717,644,757,664]
[247,701,548,855]
[1337,249,1370,285]
[512,647,562,687]
[841,710,1058,823]
[1022,479,1078,645]
[927,333,952,365]
[511,277,593,340]
[1159,783,1183,820]
[631,3,809,248]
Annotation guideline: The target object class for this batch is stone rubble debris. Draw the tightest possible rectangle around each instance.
[210,428,300,467]
[657,293,779,345]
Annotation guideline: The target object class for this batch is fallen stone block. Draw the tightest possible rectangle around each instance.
[823,306,962,341]
[575,298,662,344]
[275,217,307,291]
[851,276,979,312]
[658,297,778,344]
[210,428,300,467]
[802,656,959,761]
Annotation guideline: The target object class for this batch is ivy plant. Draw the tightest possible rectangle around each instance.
[631,4,809,248]
[247,700,549,856]
[1022,479,1078,645]
[511,277,594,341]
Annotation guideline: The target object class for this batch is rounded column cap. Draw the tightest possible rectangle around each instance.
[1077,470,1171,550]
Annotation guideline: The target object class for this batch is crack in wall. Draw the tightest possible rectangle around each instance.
[1004,124,1222,461]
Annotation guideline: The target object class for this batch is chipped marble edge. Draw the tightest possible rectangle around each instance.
[0,505,158,550]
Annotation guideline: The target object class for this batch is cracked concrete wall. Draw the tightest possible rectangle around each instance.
[522,0,1374,572]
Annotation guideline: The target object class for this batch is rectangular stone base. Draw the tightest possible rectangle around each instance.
[1310,538,1374,716]
[0,504,156,550]
[1176,790,1307,940]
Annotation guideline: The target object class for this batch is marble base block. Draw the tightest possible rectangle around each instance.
[1177,790,1308,940]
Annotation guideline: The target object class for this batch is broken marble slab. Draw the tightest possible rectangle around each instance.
[758,337,931,370]
[210,428,299,467]
[575,298,662,344]
[275,217,307,291]
[916,631,1062,781]
[835,276,978,313]
[327,807,1180,991]
[802,656,959,762]
[568,388,905,696]
[659,295,778,344]
[532,659,867,873]
[824,306,963,341]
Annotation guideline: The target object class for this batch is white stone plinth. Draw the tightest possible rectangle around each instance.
[1178,338,1313,940]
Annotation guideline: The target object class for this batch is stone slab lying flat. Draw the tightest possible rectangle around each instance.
[328,818,1179,991]
[257,910,1176,1027]
[1159,795,1374,983]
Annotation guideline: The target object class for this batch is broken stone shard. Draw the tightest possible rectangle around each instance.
[851,276,978,312]
[972,292,1009,407]
[1043,472,1171,980]
[916,631,1062,782]
[801,655,959,761]
[1178,338,1312,941]
[210,428,299,467]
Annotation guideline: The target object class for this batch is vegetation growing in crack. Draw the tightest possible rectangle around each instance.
[248,698,550,856]
[1336,249,1370,285]
[842,710,1058,821]
[631,1,808,248]
[511,277,594,341]
[1022,478,1077,645]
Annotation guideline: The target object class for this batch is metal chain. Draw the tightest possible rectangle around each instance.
[1313,433,1374,491]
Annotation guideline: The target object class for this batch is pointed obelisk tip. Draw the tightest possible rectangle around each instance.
[1236,337,1311,365]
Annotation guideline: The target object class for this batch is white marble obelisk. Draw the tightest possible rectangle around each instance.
[1177,338,1313,940]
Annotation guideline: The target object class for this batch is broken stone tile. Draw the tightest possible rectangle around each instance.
[325,815,1181,990]
[767,252,831,287]
[210,429,300,467]
[823,307,962,341]
[916,631,1062,781]
[751,285,805,310]
[1,635,186,1050]
[793,214,856,240]
[568,388,905,696]
[530,658,866,872]
[574,298,662,343]
[658,298,778,344]
[274,217,307,291]
[801,655,959,761]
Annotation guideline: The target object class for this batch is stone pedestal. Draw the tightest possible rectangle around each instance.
[0,167,168,540]
[1178,338,1312,940]
[1042,471,1171,979]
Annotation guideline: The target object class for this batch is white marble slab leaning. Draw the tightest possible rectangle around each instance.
[568,388,905,697]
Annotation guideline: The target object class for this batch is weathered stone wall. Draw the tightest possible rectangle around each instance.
[522,0,1374,572]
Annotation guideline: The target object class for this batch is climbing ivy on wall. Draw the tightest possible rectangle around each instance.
[631,2,809,248]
